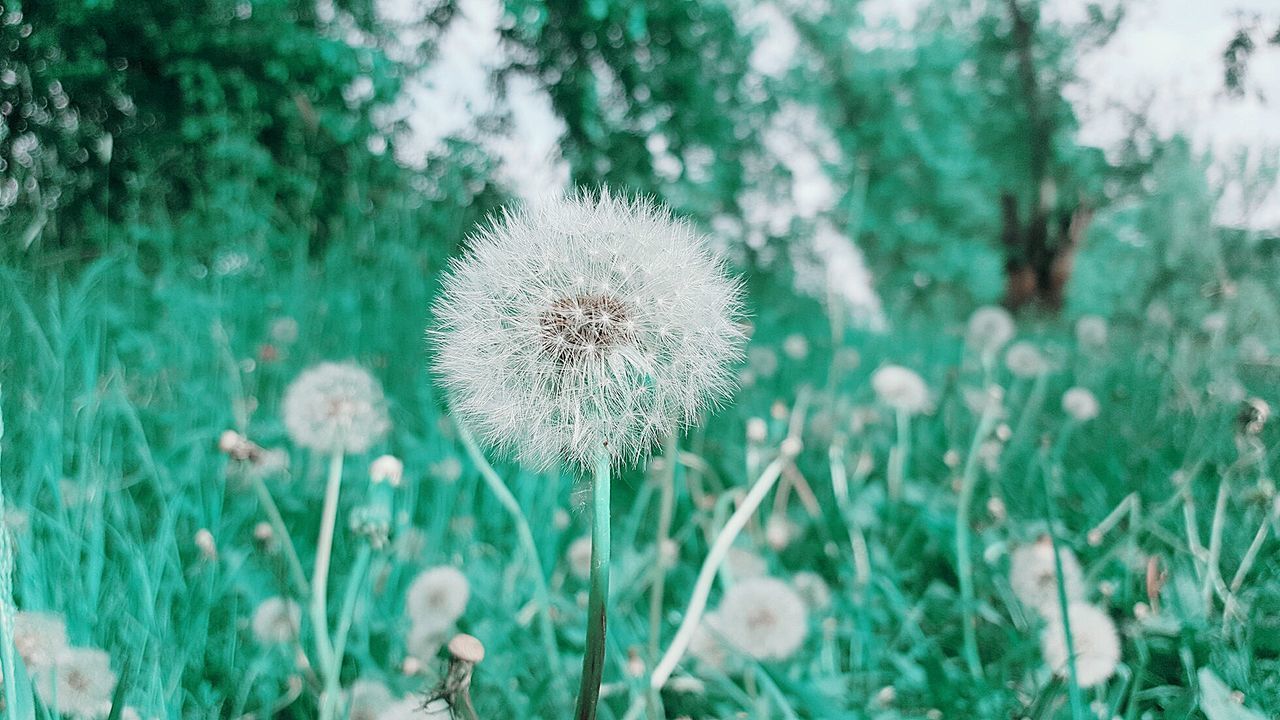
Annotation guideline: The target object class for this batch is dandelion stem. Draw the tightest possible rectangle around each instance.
[311,449,344,720]
[250,474,311,597]
[648,432,678,661]
[456,424,569,709]
[887,407,910,501]
[650,454,790,691]
[331,544,373,672]
[575,447,612,720]
[1038,447,1085,720]
[956,399,999,680]
[1204,468,1231,614]
[0,387,20,720]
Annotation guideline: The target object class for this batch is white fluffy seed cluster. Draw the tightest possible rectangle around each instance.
[432,191,745,469]
[1004,341,1048,378]
[404,565,471,659]
[1040,602,1121,688]
[1062,387,1101,422]
[15,612,120,719]
[347,678,395,720]
[966,305,1016,356]
[282,362,391,454]
[251,596,301,644]
[871,364,930,414]
[1010,538,1121,688]
[695,576,809,665]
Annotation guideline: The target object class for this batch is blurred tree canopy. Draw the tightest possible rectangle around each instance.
[2,0,1275,326]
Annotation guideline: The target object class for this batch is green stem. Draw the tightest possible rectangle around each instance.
[957,401,999,680]
[456,424,570,708]
[575,448,612,720]
[332,544,374,669]
[311,449,344,720]
[1038,447,1085,720]
[250,474,311,597]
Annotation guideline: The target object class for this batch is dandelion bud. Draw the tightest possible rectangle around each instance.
[447,633,485,664]
[401,657,423,676]
[219,430,244,455]
[194,529,217,560]
[746,417,768,443]
[253,521,274,546]
[566,536,593,581]
[219,430,262,462]
[370,454,405,486]
[765,516,796,551]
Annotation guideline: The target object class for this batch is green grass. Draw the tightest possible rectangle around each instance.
[2,239,1279,719]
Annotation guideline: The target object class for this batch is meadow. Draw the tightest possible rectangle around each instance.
[3,0,1280,718]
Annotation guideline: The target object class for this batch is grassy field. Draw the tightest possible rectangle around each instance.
[2,227,1279,720]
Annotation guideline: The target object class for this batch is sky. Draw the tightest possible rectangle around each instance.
[385,0,1280,229]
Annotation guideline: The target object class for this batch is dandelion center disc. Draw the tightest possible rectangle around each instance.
[539,293,635,366]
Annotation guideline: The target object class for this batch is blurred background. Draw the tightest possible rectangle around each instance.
[4,0,1280,718]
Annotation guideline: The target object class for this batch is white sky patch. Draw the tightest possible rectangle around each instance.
[383,0,568,200]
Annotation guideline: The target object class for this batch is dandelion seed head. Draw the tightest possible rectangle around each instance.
[1010,539,1085,615]
[431,191,745,469]
[724,547,768,580]
[966,306,1016,355]
[1005,342,1048,378]
[13,611,68,672]
[370,455,405,486]
[251,596,301,644]
[405,566,470,635]
[348,679,395,720]
[1062,387,1100,422]
[1040,602,1121,687]
[282,362,390,454]
[717,577,809,660]
[871,365,930,414]
[1075,315,1109,349]
[34,646,117,719]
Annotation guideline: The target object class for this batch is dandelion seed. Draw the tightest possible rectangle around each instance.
[966,305,1015,355]
[1074,315,1108,349]
[13,611,68,672]
[1004,342,1048,378]
[566,536,593,581]
[871,364,929,414]
[282,362,390,454]
[348,679,395,720]
[405,566,470,635]
[765,516,798,551]
[1040,602,1121,688]
[431,191,744,469]
[717,577,809,660]
[251,596,301,644]
[34,646,117,719]
[1010,539,1085,615]
[1062,387,1100,422]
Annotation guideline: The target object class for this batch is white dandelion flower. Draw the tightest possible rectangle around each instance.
[431,191,745,469]
[282,362,390,454]
[1005,342,1048,378]
[871,365,929,414]
[1040,602,1121,688]
[348,679,395,720]
[1010,539,1085,616]
[13,611,69,672]
[717,577,809,661]
[566,536,593,581]
[1062,387,1100,423]
[251,596,301,644]
[723,547,768,580]
[405,566,470,635]
[966,306,1016,355]
[1074,315,1108,349]
[35,646,118,719]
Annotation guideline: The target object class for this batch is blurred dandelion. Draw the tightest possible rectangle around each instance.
[717,576,808,660]
[871,364,929,414]
[1074,315,1109,350]
[251,596,301,644]
[1061,387,1100,422]
[431,191,744,469]
[406,566,470,635]
[34,646,118,719]
[1010,539,1085,616]
[566,536,593,581]
[282,362,390,454]
[13,610,68,672]
[348,679,395,720]
[966,306,1016,356]
[792,571,832,610]
[687,612,730,670]
[1004,342,1048,378]
[1040,602,1120,687]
